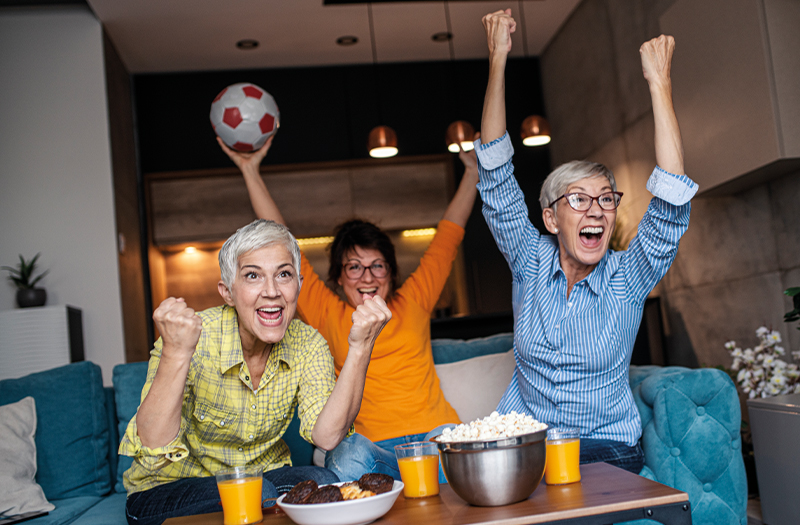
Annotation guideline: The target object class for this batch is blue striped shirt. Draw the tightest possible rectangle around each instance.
[475,133,698,446]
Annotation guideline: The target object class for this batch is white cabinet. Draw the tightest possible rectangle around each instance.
[0,305,84,380]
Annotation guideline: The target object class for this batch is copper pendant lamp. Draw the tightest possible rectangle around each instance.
[521,115,551,147]
[368,125,398,158]
[445,121,475,153]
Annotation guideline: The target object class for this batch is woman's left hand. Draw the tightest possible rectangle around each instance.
[347,296,392,355]
[640,35,675,89]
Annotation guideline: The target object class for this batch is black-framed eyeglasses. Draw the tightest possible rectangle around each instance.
[549,191,623,211]
[343,260,389,279]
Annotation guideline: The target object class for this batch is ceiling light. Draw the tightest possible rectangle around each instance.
[336,36,358,46]
[236,39,259,50]
[297,236,334,247]
[446,121,476,153]
[368,126,398,158]
[432,32,452,42]
[184,246,197,254]
[402,228,437,238]
[521,115,551,147]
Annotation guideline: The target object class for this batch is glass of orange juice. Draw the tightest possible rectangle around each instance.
[545,427,581,485]
[215,466,264,525]
[394,442,439,498]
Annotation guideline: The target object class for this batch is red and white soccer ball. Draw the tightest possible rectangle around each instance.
[210,82,280,153]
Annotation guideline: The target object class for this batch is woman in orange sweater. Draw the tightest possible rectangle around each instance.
[218,134,479,482]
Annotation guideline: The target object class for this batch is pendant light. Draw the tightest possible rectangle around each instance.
[446,121,475,153]
[520,115,551,146]
[367,3,398,159]
[517,1,551,148]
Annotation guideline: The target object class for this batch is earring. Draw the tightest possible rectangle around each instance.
[554,228,559,234]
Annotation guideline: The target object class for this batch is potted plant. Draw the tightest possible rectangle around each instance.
[2,253,49,308]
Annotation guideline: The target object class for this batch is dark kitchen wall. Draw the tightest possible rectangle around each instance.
[133,57,552,316]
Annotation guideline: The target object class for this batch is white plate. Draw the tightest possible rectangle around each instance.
[277,480,404,525]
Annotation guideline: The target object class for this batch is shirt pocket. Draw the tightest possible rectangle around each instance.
[192,402,240,445]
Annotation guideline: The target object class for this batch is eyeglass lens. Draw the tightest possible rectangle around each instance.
[565,192,621,211]
[344,261,388,279]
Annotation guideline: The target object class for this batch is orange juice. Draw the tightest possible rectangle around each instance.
[397,455,440,497]
[545,438,581,484]
[217,477,263,525]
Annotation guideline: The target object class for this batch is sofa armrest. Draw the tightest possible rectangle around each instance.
[630,365,747,525]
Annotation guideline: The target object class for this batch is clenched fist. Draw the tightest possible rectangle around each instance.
[347,295,392,355]
[153,297,202,362]
[640,35,675,89]
[482,9,516,56]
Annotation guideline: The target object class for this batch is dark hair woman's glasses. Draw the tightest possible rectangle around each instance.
[549,191,623,211]
[343,260,389,279]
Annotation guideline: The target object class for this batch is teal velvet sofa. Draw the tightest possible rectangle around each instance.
[0,333,747,525]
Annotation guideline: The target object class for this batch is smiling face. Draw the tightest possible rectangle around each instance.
[337,245,392,308]
[543,175,617,283]
[218,243,300,355]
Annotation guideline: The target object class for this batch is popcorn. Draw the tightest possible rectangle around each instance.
[436,411,547,442]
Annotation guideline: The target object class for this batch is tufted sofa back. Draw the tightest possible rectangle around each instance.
[631,365,747,525]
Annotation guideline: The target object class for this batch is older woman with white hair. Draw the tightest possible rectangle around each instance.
[120,219,390,525]
[476,10,698,473]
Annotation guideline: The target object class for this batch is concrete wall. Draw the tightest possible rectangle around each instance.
[0,6,125,384]
[540,0,800,369]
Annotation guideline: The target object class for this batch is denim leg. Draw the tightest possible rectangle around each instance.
[325,433,400,482]
[264,465,339,493]
[579,438,644,474]
[125,475,279,525]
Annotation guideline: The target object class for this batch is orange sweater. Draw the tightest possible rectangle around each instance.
[297,220,464,442]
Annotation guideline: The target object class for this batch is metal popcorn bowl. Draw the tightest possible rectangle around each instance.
[432,429,547,507]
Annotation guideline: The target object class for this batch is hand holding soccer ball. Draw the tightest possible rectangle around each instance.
[209,82,280,153]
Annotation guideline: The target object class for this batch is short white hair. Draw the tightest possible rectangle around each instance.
[539,160,616,212]
[218,219,301,289]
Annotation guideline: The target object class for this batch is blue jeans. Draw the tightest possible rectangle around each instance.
[325,424,454,484]
[579,438,644,474]
[124,466,338,525]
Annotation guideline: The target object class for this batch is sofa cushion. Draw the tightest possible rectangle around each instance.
[0,396,55,517]
[112,362,148,493]
[431,332,513,365]
[25,496,103,525]
[0,362,111,500]
[435,350,515,423]
[69,492,128,525]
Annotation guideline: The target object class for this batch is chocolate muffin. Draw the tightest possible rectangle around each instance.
[357,473,394,494]
[283,479,318,504]
[305,484,344,504]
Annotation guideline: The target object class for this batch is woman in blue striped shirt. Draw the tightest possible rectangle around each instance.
[475,10,698,473]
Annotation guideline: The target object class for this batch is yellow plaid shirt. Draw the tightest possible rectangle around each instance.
[119,305,339,494]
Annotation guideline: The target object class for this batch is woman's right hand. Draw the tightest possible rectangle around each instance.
[153,297,202,363]
[482,9,515,56]
[216,134,275,173]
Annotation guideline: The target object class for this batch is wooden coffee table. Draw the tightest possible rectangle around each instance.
[165,462,691,525]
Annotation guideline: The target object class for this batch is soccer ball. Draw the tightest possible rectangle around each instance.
[210,82,280,152]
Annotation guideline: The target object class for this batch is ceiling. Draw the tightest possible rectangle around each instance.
[82,0,581,74]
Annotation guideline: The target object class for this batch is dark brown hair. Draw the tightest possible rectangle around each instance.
[327,220,398,294]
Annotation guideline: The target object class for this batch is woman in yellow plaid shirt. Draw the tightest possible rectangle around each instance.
[120,220,390,525]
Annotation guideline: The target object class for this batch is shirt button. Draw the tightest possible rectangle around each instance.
[249,434,254,440]
[245,375,250,381]
[251,404,256,410]
[567,302,573,308]
[238,447,243,452]
[220,421,225,426]
[199,415,205,421]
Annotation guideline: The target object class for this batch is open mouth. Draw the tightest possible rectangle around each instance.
[579,226,604,247]
[358,287,378,298]
[257,306,283,324]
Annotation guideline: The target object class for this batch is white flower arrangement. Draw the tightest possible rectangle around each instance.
[727,327,800,399]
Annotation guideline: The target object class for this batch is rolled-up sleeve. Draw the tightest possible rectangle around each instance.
[646,166,698,205]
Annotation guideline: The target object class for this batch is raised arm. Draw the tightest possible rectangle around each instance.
[441,141,479,228]
[311,296,391,450]
[135,297,202,448]
[217,135,287,225]
[640,35,684,175]
[480,9,515,144]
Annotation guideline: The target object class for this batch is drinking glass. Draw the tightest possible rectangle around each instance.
[545,427,581,485]
[394,442,440,498]
[215,466,264,525]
